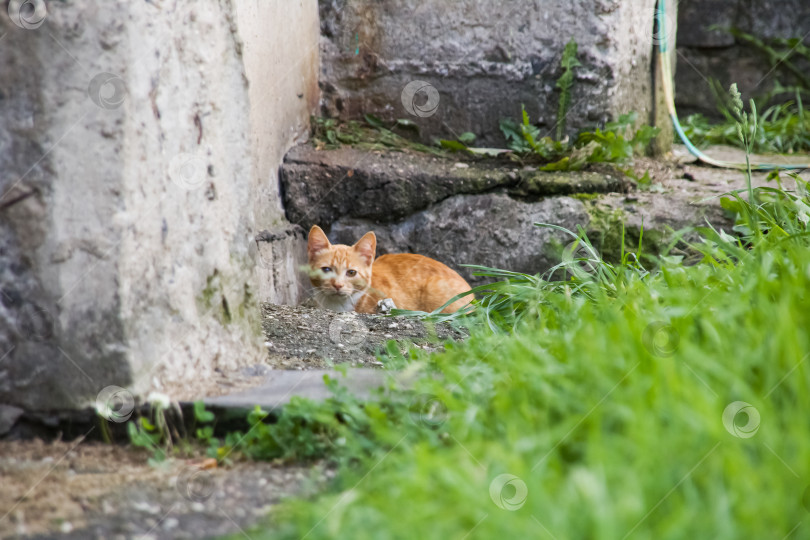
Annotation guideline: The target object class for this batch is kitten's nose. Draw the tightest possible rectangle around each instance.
[333,282,344,290]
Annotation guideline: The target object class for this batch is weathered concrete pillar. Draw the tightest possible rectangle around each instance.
[0,0,318,413]
[319,0,674,147]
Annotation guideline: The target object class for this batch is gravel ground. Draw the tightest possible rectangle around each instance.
[0,438,329,540]
[261,302,468,370]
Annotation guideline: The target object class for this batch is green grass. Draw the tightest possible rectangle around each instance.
[224,188,809,540]
[684,97,810,154]
[230,211,810,538]
[217,94,810,540]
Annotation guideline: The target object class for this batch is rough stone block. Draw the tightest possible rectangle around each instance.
[319,0,672,147]
[675,48,772,117]
[677,0,737,48]
[280,145,744,291]
[280,145,629,229]
[735,0,810,40]
[280,144,637,285]
[674,0,810,118]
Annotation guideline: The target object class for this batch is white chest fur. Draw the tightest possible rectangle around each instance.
[313,290,365,312]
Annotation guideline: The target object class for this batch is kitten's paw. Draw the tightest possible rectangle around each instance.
[376,298,397,314]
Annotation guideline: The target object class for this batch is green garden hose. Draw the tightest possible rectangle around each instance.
[655,0,810,170]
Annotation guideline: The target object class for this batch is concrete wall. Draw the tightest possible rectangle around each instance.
[319,0,673,148]
[676,0,810,117]
[0,0,318,412]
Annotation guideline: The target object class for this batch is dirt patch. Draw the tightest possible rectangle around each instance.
[0,438,325,539]
[1,303,467,539]
[261,302,468,370]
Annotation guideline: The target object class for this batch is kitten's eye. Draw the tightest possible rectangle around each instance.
[321,266,332,273]
[346,269,357,277]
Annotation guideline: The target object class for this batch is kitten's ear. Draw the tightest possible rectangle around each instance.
[353,231,376,266]
[308,225,331,259]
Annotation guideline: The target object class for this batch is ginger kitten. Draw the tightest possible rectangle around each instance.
[306,225,471,314]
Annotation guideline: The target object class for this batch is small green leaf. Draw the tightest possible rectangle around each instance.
[139,417,156,431]
[439,139,470,152]
[637,171,652,185]
[467,147,510,157]
[196,426,215,440]
[364,114,386,129]
[194,401,215,423]
[394,119,420,133]
[540,157,572,171]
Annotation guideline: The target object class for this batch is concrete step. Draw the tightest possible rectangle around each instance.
[200,368,390,412]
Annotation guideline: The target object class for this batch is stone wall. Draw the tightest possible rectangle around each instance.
[675,0,810,117]
[0,0,318,412]
[279,146,734,289]
[319,0,674,148]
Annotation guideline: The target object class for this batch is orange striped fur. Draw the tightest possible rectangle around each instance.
[306,225,471,314]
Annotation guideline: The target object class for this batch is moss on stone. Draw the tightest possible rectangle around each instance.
[582,202,628,263]
[511,170,628,198]
[571,192,600,202]
[583,201,669,266]
[196,267,261,336]
[198,271,220,311]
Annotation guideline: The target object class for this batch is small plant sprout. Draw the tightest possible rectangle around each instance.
[556,38,581,141]
[728,83,758,205]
